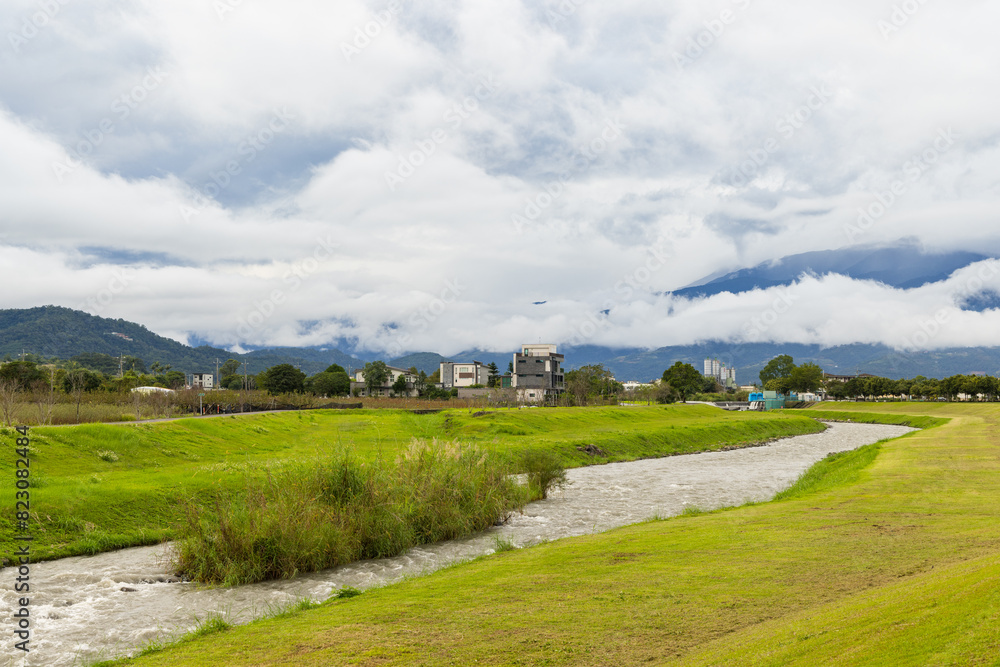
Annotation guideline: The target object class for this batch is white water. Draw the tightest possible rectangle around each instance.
[1,421,913,666]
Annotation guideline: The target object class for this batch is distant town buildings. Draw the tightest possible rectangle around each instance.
[703,358,736,387]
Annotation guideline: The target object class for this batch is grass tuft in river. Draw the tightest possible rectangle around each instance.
[172,439,538,585]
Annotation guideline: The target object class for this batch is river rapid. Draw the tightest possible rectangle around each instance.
[1,421,914,666]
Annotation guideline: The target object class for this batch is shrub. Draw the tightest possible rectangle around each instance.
[173,440,528,586]
[520,448,567,500]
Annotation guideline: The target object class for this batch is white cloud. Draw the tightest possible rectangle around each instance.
[2,0,1000,357]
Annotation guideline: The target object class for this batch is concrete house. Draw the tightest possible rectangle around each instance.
[439,361,492,388]
[351,366,419,397]
[511,343,565,403]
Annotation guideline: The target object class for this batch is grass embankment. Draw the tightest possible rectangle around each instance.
[0,405,821,563]
[103,402,1000,666]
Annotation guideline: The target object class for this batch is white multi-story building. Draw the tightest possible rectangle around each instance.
[190,373,214,389]
[352,366,419,397]
[703,358,736,387]
[439,361,492,388]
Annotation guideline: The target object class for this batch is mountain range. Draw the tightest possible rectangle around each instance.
[671,242,993,301]
[3,241,1000,383]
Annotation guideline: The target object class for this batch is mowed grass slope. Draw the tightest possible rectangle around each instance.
[107,403,1000,666]
[0,405,821,562]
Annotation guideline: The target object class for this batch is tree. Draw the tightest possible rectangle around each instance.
[565,364,620,405]
[764,377,792,393]
[789,362,824,393]
[661,362,702,402]
[64,366,102,423]
[306,371,351,397]
[486,362,499,388]
[325,363,347,375]
[759,355,795,388]
[391,374,409,396]
[0,378,18,426]
[655,382,679,404]
[30,370,58,425]
[162,370,187,389]
[362,361,390,396]
[121,356,146,374]
[0,361,46,391]
[258,364,306,394]
[220,358,241,385]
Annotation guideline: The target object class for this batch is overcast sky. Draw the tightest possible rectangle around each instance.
[3,0,1000,356]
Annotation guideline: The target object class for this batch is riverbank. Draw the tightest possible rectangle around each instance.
[94,402,1000,666]
[0,405,823,563]
[1,422,908,667]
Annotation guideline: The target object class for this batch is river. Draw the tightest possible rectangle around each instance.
[0,421,914,666]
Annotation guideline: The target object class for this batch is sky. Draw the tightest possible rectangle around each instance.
[3,0,1000,356]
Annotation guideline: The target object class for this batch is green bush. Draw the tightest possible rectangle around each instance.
[520,448,567,500]
[173,440,529,586]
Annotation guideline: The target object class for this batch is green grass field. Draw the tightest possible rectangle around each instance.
[0,405,821,563]
[95,402,1000,666]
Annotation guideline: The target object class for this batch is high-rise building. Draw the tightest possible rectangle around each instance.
[703,358,736,387]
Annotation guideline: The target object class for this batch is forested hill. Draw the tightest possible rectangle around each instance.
[5,305,1000,381]
[0,306,363,375]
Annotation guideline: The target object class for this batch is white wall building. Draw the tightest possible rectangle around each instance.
[439,361,492,388]
[352,366,419,397]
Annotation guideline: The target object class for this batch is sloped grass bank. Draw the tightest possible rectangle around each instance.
[175,441,530,586]
[0,406,822,562]
[100,403,1000,667]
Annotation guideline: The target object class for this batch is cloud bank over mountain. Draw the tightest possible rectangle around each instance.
[2,0,1000,354]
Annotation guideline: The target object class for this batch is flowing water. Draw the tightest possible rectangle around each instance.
[1,421,914,666]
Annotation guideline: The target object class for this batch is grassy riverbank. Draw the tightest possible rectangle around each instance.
[0,405,822,563]
[100,402,1000,666]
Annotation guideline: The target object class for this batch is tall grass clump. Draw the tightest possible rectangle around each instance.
[173,439,529,586]
[520,448,568,499]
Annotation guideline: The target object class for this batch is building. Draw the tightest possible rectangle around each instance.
[823,372,877,382]
[351,366,419,397]
[511,344,565,403]
[703,358,736,387]
[190,373,214,390]
[439,361,492,389]
[622,380,653,392]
